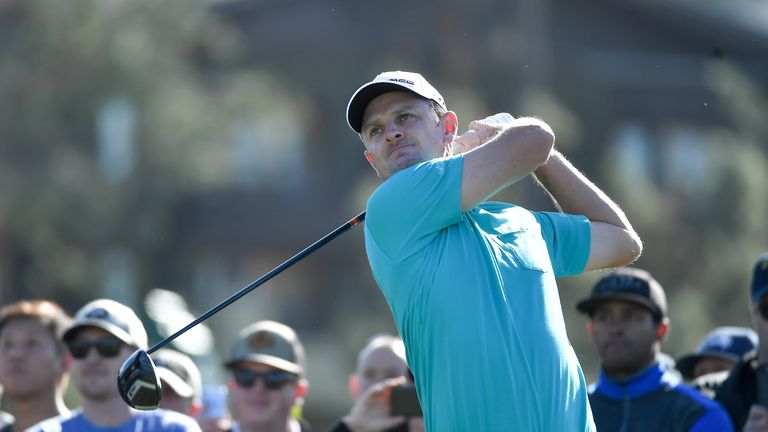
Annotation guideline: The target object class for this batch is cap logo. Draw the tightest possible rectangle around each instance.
[85,308,109,320]
[82,306,130,334]
[597,275,647,294]
[706,334,733,350]
[248,331,274,350]
[387,78,415,86]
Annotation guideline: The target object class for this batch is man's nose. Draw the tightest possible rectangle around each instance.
[605,320,626,334]
[385,125,404,142]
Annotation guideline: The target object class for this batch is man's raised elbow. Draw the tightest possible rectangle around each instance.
[529,122,555,164]
[621,231,643,265]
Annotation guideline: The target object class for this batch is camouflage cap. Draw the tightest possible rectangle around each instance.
[224,320,305,376]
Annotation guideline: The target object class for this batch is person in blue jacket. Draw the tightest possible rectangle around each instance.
[577,267,734,431]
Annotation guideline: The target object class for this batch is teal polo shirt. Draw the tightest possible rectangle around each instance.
[364,155,595,431]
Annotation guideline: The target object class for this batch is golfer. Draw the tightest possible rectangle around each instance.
[347,70,642,431]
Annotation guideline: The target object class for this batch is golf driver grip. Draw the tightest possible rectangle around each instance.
[146,211,366,355]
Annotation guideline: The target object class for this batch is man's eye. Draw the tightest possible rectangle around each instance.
[399,113,414,121]
[369,127,382,137]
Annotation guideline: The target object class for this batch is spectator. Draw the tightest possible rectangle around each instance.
[577,267,734,431]
[677,326,758,381]
[223,320,310,432]
[715,252,768,430]
[153,348,203,417]
[28,298,201,432]
[0,300,72,431]
[330,334,423,432]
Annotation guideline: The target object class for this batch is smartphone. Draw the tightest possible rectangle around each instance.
[390,384,422,417]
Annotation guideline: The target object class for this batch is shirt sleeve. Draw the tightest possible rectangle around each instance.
[365,155,463,260]
[533,211,590,277]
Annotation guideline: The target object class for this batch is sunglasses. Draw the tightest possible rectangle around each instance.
[66,337,125,359]
[232,369,296,390]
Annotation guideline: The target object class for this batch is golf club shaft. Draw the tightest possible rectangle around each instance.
[147,211,366,355]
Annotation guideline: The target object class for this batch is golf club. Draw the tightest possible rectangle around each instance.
[118,211,366,410]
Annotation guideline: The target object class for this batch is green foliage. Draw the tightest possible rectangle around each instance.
[0,0,261,300]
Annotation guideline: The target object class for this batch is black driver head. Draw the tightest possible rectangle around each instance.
[117,349,162,410]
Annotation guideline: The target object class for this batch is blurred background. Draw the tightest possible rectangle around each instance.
[1,0,767,427]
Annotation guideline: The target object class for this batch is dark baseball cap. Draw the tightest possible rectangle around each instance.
[675,326,757,380]
[751,252,768,303]
[346,70,447,134]
[576,267,668,320]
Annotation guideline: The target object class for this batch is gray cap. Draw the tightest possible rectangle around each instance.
[154,348,203,400]
[224,320,306,376]
[63,299,148,350]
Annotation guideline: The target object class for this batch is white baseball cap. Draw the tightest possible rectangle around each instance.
[153,348,203,401]
[63,298,148,350]
[346,71,446,134]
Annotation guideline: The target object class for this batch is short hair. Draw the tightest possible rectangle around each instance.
[356,333,406,372]
[427,99,447,121]
[0,300,73,354]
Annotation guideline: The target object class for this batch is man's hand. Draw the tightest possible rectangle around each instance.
[342,377,408,432]
[745,404,768,432]
[452,113,515,155]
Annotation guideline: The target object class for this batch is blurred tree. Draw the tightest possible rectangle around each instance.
[0,0,293,306]
[592,60,768,365]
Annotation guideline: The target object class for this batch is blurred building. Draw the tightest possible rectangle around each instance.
[1,0,767,429]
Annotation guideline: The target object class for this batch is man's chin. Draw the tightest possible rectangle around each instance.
[392,158,421,172]
[601,353,634,369]
[80,388,115,401]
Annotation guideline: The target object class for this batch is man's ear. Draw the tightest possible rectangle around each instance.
[656,318,670,340]
[348,374,359,399]
[364,150,375,168]
[364,150,382,177]
[189,402,203,418]
[442,111,458,145]
[63,352,72,372]
[587,322,595,334]
[295,378,309,399]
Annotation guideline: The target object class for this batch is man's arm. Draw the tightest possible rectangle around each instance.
[533,150,642,271]
[457,114,555,212]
